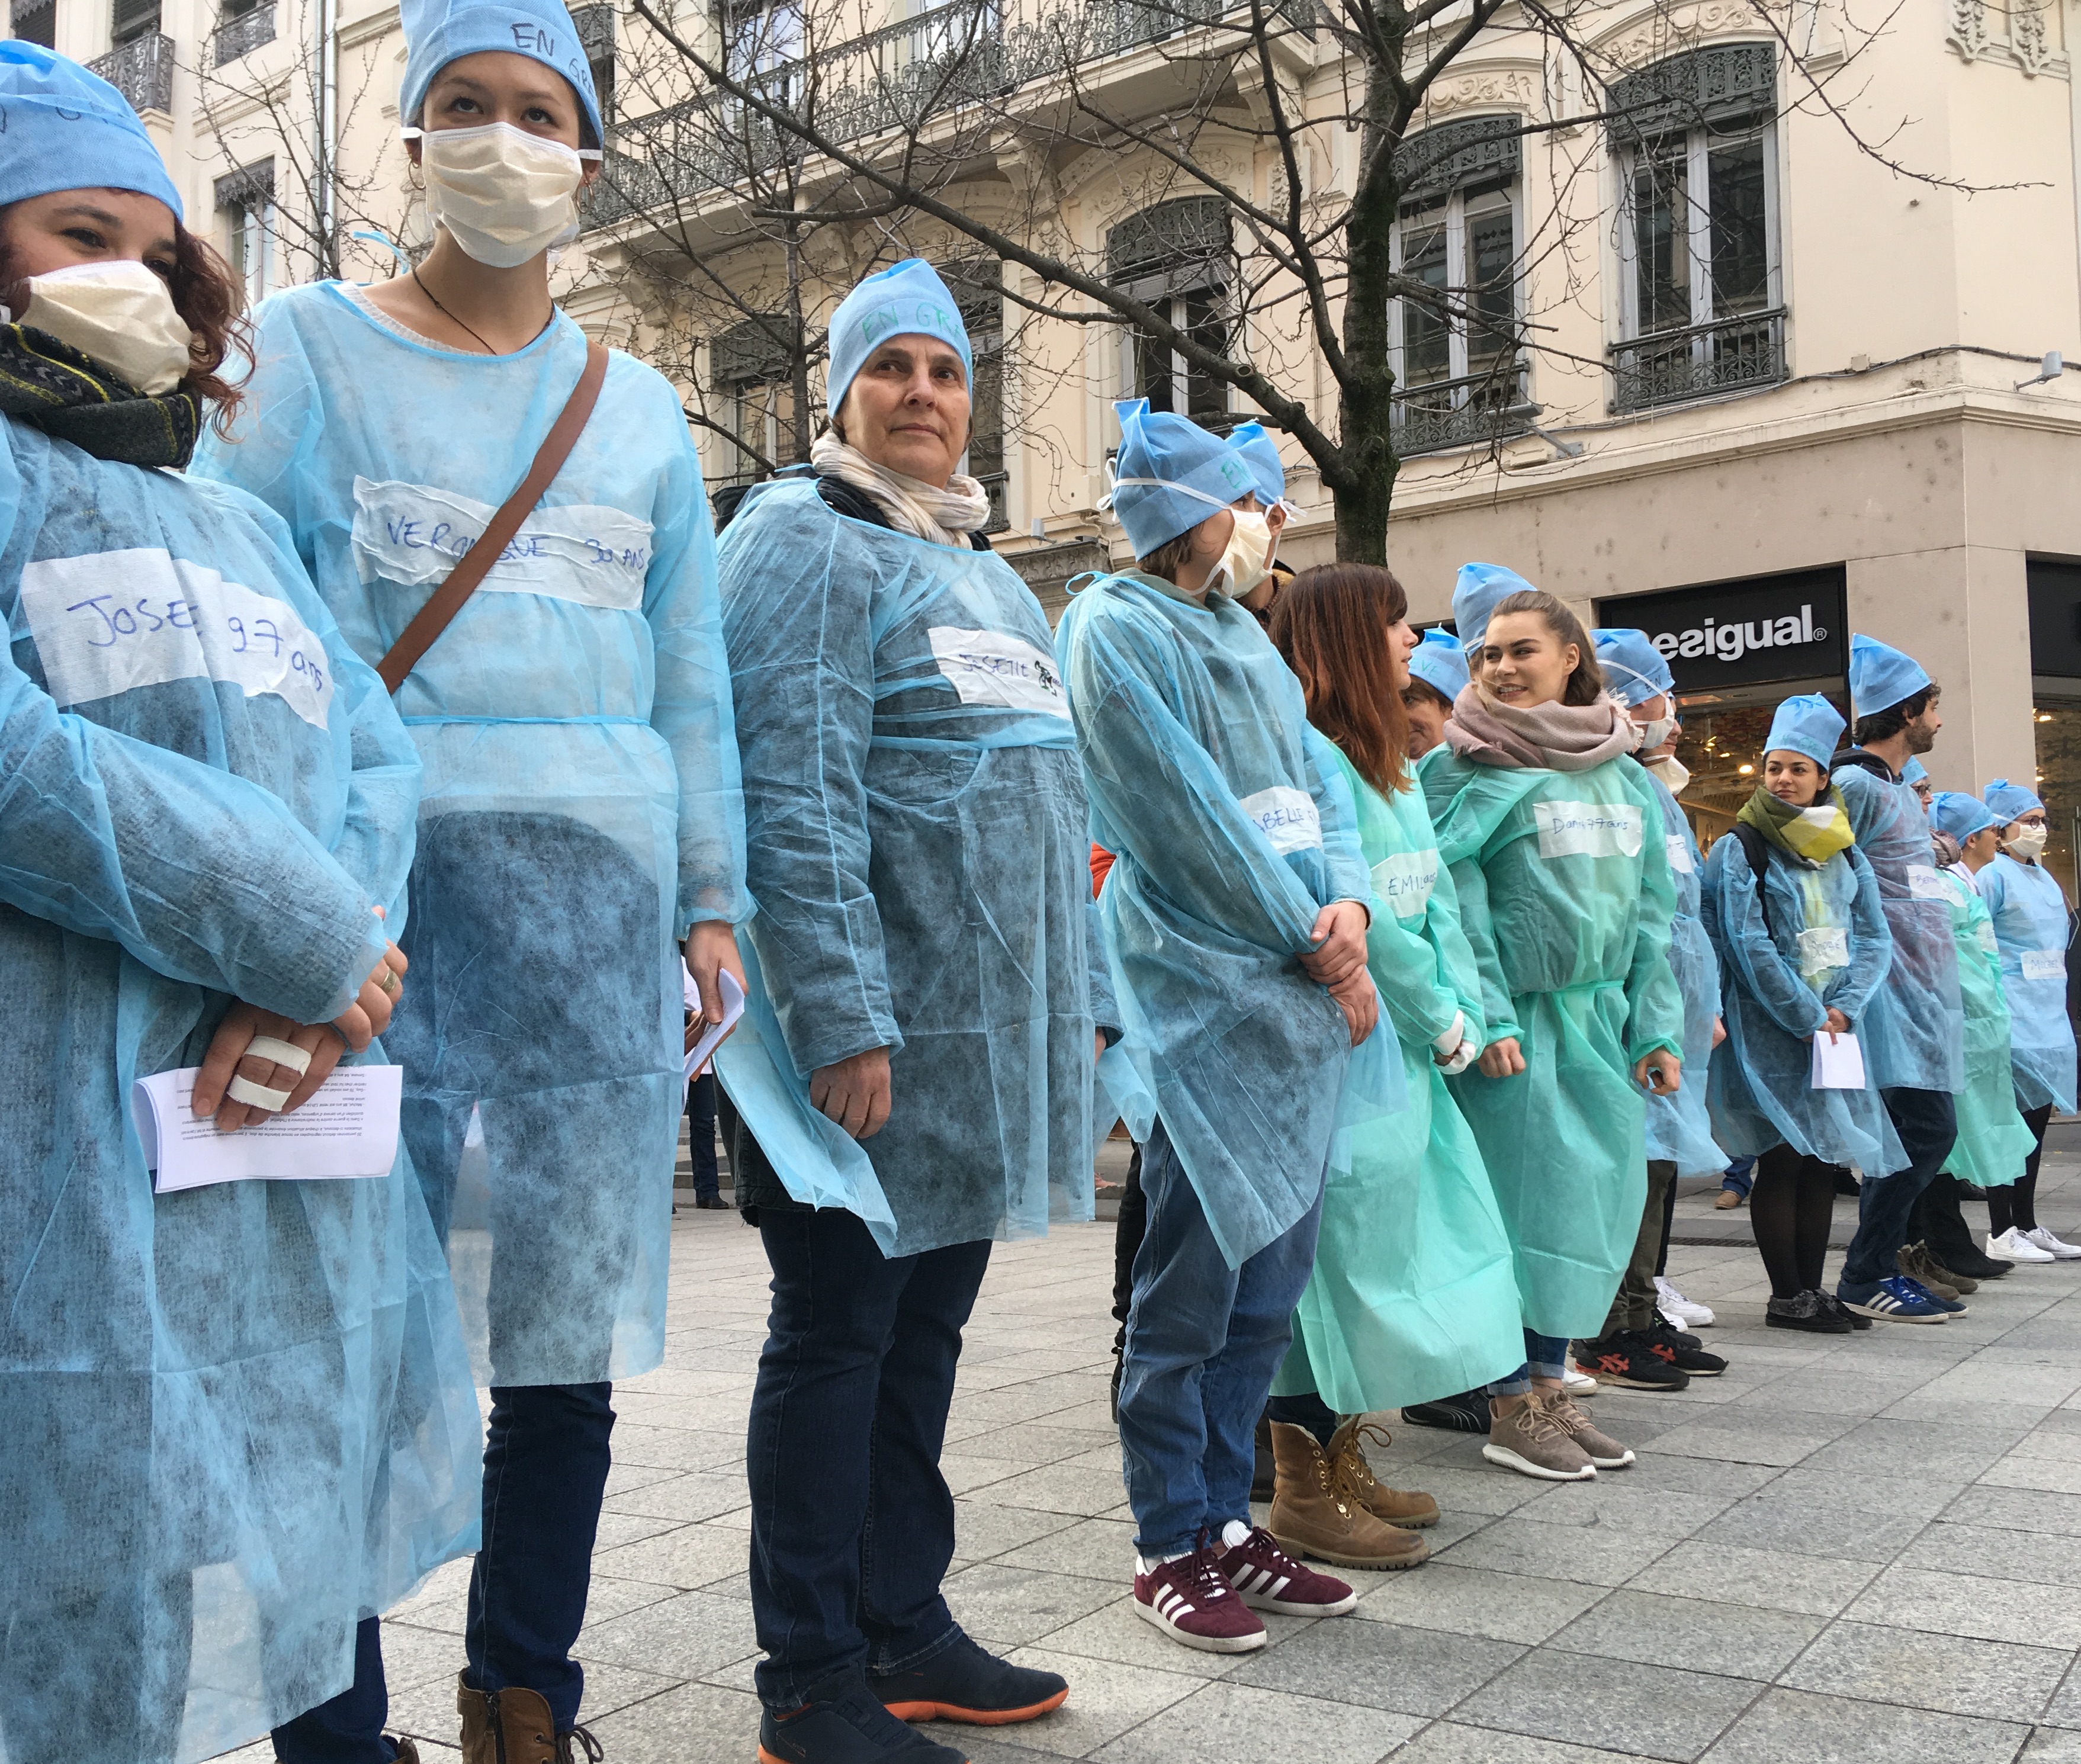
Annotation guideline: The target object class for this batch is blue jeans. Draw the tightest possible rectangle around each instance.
[1486,1329,1572,1397]
[272,1383,616,1758]
[1721,1156,1756,1200]
[1118,1119,1325,1559]
[747,1207,991,1711]
[686,1072,720,1200]
[1840,1087,1959,1289]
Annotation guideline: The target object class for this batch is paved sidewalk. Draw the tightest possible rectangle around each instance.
[223,1143,2081,1763]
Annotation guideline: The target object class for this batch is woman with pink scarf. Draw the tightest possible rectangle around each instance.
[1420,568,1685,1483]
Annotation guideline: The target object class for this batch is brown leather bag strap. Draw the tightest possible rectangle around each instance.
[377,339,611,695]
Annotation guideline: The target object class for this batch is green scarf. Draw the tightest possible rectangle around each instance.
[1736,781,1855,865]
[0,323,200,468]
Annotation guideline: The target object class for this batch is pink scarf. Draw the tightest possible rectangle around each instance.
[1445,684,1639,772]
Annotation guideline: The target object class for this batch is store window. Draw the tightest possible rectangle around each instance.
[2027,558,2081,897]
[1106,195,1232,426]
[1595,564,1848,849]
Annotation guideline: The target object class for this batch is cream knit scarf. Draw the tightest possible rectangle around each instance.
[810,431,991,549]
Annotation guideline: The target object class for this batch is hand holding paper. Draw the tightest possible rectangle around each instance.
[1810,1028,1867,1090]
[136,1063,403,1193]
[685,968,747,1079]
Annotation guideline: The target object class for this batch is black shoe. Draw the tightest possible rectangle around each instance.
[1251,1412,1274,1503]
[1817,1290,1873,1331]
[1941,1245,2016,1280]
[762,1669,970,1763]
[1572,1332,1689,1392]
[1830,1165,1862,1196]
[1646,1320,1727,1376]
[870,1633,1067,1727]
[1767,1290,1854,1334]
[1400,1389,1490,1433]
[693,1192,730,1209]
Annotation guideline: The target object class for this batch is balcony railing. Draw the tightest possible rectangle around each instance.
[1390,361,1533,457]
[586,0,1315,227]
[1610,308,1787,414]
[210,4,275,65]
[90,29,174,113]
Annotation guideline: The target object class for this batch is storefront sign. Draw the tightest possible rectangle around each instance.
[1595,565,1847,695]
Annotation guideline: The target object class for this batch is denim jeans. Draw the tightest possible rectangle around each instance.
[1840,1087,1959,1289]
[747,1206,992,1711]
[1486,1329,1572,1397]
[686,1072,720,1201]
[272,1383,616,1757]
[1117,1119,1325,1559]
[1720,1156,1756,1200]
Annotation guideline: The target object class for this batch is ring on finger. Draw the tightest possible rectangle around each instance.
[378,968,402,995]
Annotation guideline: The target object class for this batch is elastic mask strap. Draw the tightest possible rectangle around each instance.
[400,123,603,161]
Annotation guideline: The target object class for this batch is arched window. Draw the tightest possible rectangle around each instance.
[1610,44,1784,412]
[1106,195,1234,426]
[1388,116,1527,455]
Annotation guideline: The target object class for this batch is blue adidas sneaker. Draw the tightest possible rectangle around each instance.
[1895,1275,1967,1316]
[1837,1274,1951,1323]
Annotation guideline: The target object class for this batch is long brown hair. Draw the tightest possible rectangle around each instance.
[0,204,252,432]
[1481,588,1607,707]
[1268,561,1413,796]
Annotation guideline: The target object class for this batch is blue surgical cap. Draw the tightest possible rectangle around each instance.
[1108,400,1256,557]
[1408,628,1469,704]
[1591,627,1675,708]
[400,0,603,149]
[1764,693,1845,767]
[0,43,182,220]
[1226,420,1286,507]
[1930,791,2000,844]
[1849,633,1934,718]
[1453,562,1540,651]
[824,258,974,419]
[1984,777,2047,821]
[1902,757,1928,786]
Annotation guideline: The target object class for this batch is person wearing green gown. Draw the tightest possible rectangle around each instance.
[1421,570,1685,1483]
[1254,564,1525,1566]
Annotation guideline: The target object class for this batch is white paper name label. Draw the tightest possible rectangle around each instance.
[926,626,1070,718]
[1907,865,1949,901]
[1532,800,1643,860]
[1240,786,1323,854]
[1665,833,1694,875]
[1797,926,1850,974]
[1372,847,1439,917]
[21,548,333,728]
[351,477,652,611]
[1978,923,2000,956]
[2022,947,2066,981]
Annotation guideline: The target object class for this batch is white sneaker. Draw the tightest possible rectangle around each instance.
[1655,1275,1714,1328]
[1562,1365,1599,1396]
[2024,1226,2081,1261]
[1990,1228,2057,1264]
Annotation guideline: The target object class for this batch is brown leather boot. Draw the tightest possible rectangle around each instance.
[458,1673,604,1763]
[390,1743,420,1764]
[1327,1419,1442,1530]
[1265,1420,1429,1570]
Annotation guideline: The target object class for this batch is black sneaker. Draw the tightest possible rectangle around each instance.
[1767,1290,1853,1334]
[1401,1389,1490,1433]
[1942,1245,2015,1280]
[1818,1290,1872,1331]
[870,1633,1067,1727]
[1646,1320,1727,1376]
[762,1669,970,1763]
[1572,1333,1688,1392]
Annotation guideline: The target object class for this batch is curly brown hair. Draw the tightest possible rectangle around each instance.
[1268,562,1415,798]
[0,203,253,433]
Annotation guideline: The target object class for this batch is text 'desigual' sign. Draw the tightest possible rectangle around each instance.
[1594,565,1848,695]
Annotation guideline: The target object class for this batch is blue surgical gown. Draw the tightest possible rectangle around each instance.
[192,282,750,1386]
[1421,746,1685,1338]
[1644,775,1727,1178]
[1057,569,1370,1270]
[1980,852,2077,1114]
[1700,828,1905,1173]
[0,416,480,1763]
[1833,760,1964,1094]
[714,477,1109,1256]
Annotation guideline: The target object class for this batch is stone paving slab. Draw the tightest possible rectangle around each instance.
[211,1139,2081,1763]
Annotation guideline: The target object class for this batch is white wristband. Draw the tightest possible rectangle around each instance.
[244,1035,313,1077]
[226,1074,294,1111]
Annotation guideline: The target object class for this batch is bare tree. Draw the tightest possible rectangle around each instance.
[598,0,2005,561]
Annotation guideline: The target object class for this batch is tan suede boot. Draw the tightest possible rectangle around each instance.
[458,1673,603,1763]
[1327,1419,1441,1530]
[1265,1420,1430,1570]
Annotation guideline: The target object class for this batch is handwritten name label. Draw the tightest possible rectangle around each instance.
[1797,925,1850,976]
[1531,799,1643,860]
[351,477,653,612]
[2022,947,2066,981]
[925,626,1070,719]
[1666,833,1695,875]
[1239,786,1322,856]
[21,547,333,728]
[1372,847,1439,918]
[1906,865,1949,901]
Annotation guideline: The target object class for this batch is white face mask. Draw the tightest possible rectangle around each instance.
[1632,712,1678,753]
[1646,754,1692,796]
[1213,508,1273,597]
[16,259,194,395]
[2007,824,2049,860]
[416,122,587,268]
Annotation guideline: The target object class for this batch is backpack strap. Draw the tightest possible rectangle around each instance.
[1730,820,1777,943]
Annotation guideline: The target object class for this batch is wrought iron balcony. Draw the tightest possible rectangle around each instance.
[210,4,276,65]
[90,30,175,113]
[1390,361,1533,457]
[1610,307,1787,414]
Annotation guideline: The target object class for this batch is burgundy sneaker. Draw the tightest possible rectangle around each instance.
[1218,1525,1358,1616]
[1133,1541,1268,1654]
